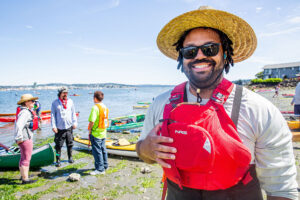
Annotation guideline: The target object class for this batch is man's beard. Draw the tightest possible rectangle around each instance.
[183,59,224,89]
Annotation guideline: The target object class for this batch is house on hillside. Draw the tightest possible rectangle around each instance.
[263,61,300,79]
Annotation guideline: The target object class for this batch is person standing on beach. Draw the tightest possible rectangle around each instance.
[137,6,298,200]
[291,73,300,115]
[88,91,109,175]
[51,87,77,167]
[272,84,280,98]
[15,94,39,184]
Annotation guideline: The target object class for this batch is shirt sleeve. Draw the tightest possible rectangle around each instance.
[71,100,77,126]
[51,101,57,129]
[14,110,30,141]
[88,106,98,123]
[252,103,298,199]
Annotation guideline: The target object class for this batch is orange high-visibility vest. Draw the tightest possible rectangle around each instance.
[95,103,109,129]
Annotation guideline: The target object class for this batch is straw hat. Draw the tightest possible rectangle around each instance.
[156,6,257,63]
[17,94,38,105]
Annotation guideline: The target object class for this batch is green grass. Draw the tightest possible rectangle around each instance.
[45,162,88,178]
[131,166,140,176]
[0,176,48,200]
[53,186,98,200]
[103,185,131,199]
[73,151,93,160]
[19,181,65,200]
[34,136,54,148]
[137,176,159,188]
[106,160,127,174]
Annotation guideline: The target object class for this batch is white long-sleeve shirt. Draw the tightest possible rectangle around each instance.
[139,83,298,200]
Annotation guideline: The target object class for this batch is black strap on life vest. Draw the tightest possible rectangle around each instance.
[231,85,243,127]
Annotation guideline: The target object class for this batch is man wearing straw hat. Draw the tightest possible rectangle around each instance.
[291,73,300,115]
[137,6,298,200]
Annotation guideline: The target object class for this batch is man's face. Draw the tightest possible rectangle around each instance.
[60,92,68,100]
[182,28,225,89]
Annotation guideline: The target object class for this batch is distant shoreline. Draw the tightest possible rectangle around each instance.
[0,83,174,91]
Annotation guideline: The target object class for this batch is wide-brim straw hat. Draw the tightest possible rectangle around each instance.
[17,94,38,105]
[156,6,257,63]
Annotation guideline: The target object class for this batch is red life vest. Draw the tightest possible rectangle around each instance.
[160,78,252,190]
[16,106,39,131]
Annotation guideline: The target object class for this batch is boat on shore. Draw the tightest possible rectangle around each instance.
[0,143,55,168]
[0,112,80,123]
[107,114,145,132]
[282,94,294,98]
[74,137,137,158]
[0,110,51,117]
[133,105,149,109]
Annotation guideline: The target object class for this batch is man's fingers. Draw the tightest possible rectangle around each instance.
[154,143,177,153]
[156,158,171,168]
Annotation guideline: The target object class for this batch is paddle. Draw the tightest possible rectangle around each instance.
[0,143,15,154]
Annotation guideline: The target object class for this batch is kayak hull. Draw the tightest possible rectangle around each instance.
[74,137,138,158]
[0,143,55,168]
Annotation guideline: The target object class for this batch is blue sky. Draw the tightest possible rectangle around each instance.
[1,0,300,86]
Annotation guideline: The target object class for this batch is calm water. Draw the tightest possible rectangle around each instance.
[0,86,173,146]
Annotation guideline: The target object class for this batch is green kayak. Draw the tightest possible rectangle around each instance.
[107,114,145,132]
[137,102,151,105]
[0,143,55,168]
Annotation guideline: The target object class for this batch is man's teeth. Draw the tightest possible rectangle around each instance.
[194,65,209,69]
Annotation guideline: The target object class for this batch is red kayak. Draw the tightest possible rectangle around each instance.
[281,111,294,114]
[0,112,79,123]
[0,110,51,117]
[282,94,294,98]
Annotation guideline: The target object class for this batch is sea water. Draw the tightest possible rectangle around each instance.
[0,86,173,146]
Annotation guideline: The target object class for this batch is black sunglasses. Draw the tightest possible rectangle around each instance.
[180,43,220,59]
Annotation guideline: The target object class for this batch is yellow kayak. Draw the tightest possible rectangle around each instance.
[287,121,300,130]
[292,132,300,142]
[133,105,149,109]
[74,137,137,157]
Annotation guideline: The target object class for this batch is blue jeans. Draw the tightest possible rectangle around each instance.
[295,104,300,115]
[90,134,108,172]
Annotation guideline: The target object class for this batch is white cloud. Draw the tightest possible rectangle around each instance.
[25,25,33,29]
[259,27,300,37]
[276,7,281,11]
[287,16,300,24]
[256,7,263,13]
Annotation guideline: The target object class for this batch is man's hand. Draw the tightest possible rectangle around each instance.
[16,140,23,145]
[72,124,77,129]
[52,128,58,133]
[138,123,177,168]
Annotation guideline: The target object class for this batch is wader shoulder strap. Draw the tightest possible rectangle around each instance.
[231,84,243,127]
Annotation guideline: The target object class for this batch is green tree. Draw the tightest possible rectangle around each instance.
[255,71,264,79]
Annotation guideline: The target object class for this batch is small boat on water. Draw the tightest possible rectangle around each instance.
[282,94,294,98]
[0,110,51,117]
[74,137,137,158]
[133,105,149,109]
[137,102,151,105]
[0,112,80,123]
[107,114,145,132]
[70,94,80,96]
[0,143,55,168]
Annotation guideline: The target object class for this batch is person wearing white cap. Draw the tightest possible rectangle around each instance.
[15,94,39,184]
[137,6,298,200]
[51,87,77,167]
[291,74,300,115]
